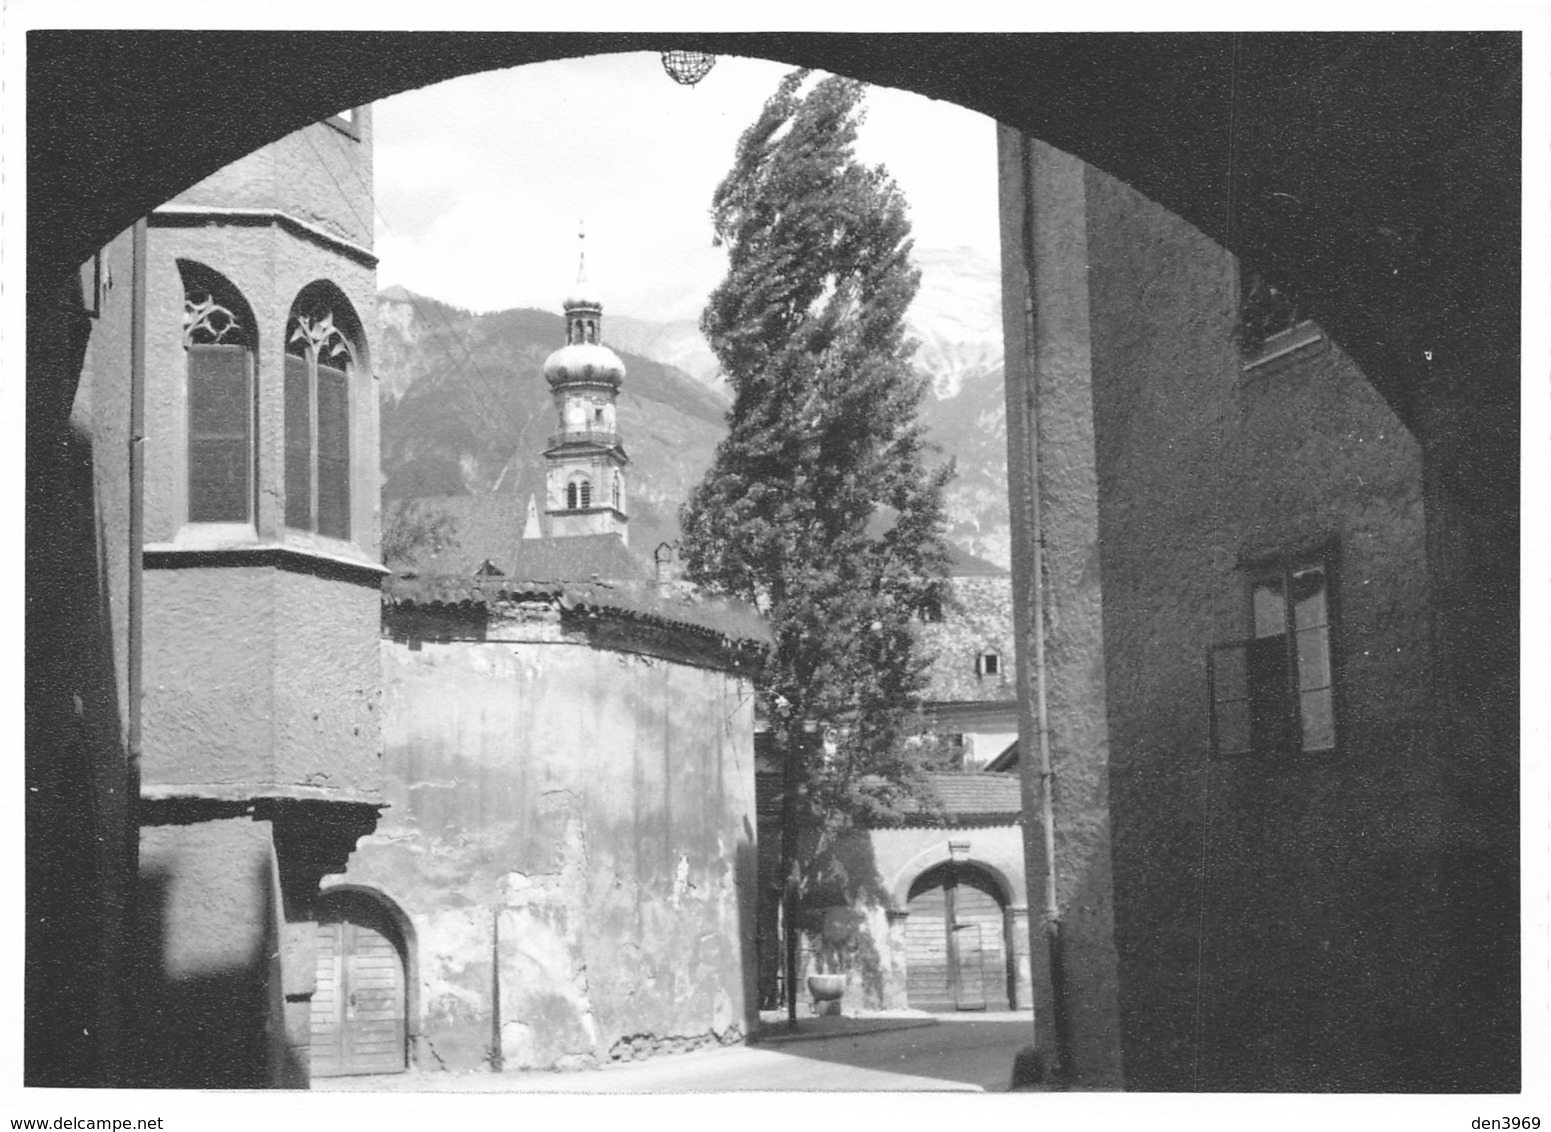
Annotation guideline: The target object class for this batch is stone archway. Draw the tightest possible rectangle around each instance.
[24,29,1521,1092]
[308,886,416,1078]
[904,860,1015,1013]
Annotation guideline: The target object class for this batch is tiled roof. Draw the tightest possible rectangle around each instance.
[382,573,772,650]
[401,492,529,575]
[752,769,1022,825]
[507,534,645,582]
[921,771,1022,815]
[946,544,1010,577]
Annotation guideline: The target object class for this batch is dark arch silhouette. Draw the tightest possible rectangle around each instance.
[28,30,1519,436]
[22,29,1520,1092]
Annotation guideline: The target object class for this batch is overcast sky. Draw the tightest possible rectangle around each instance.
[372,51,1000,323]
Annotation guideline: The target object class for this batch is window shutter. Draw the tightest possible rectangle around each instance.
[316,364,351,539]
[187,344,251,522]
[284,353,313,529]
[1246,634,1297,754]
[1210,642,1252,757]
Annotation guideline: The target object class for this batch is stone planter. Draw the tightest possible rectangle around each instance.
[807,973,846,1016]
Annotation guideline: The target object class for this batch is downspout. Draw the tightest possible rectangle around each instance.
[120,219,148,1088]
[128,220,146,797]
[1016,131,1073,1082]
[490,906,504,1071]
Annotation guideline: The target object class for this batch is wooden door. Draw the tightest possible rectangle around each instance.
[310,911,406,1077]
[905,863,1011,1012]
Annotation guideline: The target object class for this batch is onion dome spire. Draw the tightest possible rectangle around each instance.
[544,221,625,388]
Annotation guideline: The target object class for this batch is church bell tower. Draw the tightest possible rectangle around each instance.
[539,227,629,543]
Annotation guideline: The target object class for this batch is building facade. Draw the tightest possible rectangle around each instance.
[754,554,1032,1018]
[320,575,766,1073]
[998,136,1474,1090]
[28,108,385,1087]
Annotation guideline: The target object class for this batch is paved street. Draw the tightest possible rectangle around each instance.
[315,1012,1036,1093]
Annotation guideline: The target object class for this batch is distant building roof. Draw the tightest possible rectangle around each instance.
[753,769,1021,826]
[919,771,1022,817]
[508,533,644,582]
[383,574,771,653]
[945,544,1009,577]
[396,493,644,581]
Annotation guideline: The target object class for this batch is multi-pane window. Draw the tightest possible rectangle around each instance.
[566,477,592,510]
[184,281,254,523]
[284,304,352,539]
[1210,553,1337,757]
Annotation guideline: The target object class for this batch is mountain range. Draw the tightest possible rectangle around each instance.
[376,248,1010,573]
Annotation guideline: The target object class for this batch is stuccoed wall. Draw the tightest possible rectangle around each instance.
[917,575,1017,702]
[828,824,1032,1012]
[129,814,296,1087]
[338,610,759,1071]
[1083,164,1437,1090]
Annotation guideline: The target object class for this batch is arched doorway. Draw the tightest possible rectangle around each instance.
[905,862,1012,1012]
[309,889,409,1078]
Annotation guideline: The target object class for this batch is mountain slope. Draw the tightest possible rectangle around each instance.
[378,265,1010,571]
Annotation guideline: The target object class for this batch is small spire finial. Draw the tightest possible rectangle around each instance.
[577,220,587,286]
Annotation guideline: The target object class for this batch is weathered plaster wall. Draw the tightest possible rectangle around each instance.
[337,613,759,1071]
[129,813,300,1087]
[999,134,1124,1086]
[918,575,1017,702]
[273,571,383,794]
[1083,163,1438,1090]
[839,825,1032,1012]
[141,566,278,785]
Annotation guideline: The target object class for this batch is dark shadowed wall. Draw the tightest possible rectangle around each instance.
[1083,160,1441,1091]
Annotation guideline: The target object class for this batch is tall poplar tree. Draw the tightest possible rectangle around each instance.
[679,70,955,895]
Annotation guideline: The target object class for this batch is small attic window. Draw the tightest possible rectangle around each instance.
[975,651,1002,677]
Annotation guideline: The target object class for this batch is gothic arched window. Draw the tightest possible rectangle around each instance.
[180,262,257,524]
[566,476,592,511]
[284,284,359,540]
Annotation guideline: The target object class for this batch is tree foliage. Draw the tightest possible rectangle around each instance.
[679,70,955,889]
[381,498,460,569]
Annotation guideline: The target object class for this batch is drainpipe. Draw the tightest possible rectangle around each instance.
[1015,131,1073,1082]
[490,906,503,1071]
[128,220,146,796]
[120,218,148,1087]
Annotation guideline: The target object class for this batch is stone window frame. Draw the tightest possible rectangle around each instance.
[181,262,259,530]
[975,650,1003,678]
[283,285,361,542]
[1208,542,1341,759]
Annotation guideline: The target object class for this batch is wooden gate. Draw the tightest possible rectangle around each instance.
[310,895,407,1077]
[904,863,1010,1012]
